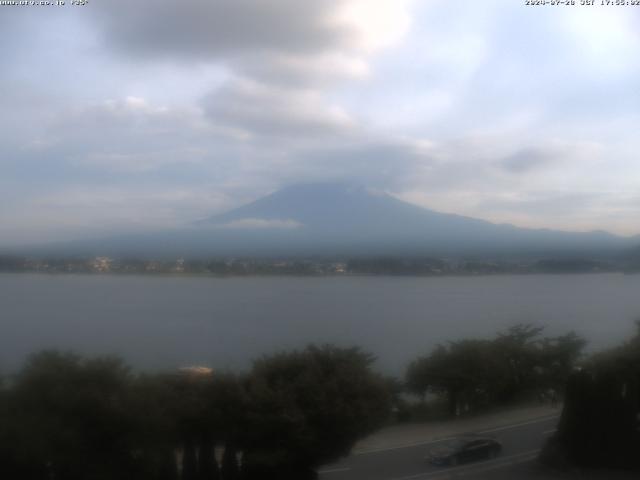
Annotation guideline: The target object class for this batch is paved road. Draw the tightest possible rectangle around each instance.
[318,415,559,480]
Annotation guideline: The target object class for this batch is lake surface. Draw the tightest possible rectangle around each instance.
[1,273,639,375]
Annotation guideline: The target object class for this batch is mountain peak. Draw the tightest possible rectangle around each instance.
[29,183,635,258]
[203,182,420,230]
[194,182,633,256]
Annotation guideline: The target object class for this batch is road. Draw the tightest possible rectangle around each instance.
[318,415,559,480]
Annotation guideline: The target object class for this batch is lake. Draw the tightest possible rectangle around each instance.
[1,273,639,376]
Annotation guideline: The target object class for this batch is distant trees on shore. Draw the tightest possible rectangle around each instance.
[0,254,628,276]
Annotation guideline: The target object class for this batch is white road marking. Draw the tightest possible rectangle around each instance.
[354,436,459,456]
[354,414,559,455]
[477,415,559,434]
[318,467,351,474]
[542,428,557,435]
[389,449,540,480]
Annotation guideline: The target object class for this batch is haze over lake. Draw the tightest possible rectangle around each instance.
[1,273,639,375]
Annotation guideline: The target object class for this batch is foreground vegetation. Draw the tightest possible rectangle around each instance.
[0,346,390,480]
[3,322,638,478]
[405,325,585,417]
[541,324,640,471]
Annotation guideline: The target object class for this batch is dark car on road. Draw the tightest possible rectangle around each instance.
[428,436,502,466]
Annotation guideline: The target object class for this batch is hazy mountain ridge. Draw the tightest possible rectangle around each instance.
[8,183,639,258]
[197,183,635,257]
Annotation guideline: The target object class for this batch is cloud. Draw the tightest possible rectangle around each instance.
[236,51,370,87]
[92,0,412,56]
[477,191,604,218]
[79,150,204,174]
[87,0,414,147]
[87,0,414,146]
[31,96,237,175]
[92,0,412,84]
[0,185,238,246]
[287,139,436,189]
[92,0,349,59]
[202,80,356,139]
[468,191,640,235]
[499,147,560,174]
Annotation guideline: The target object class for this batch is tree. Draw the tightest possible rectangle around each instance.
[198,435,219,480]
[406,340,502,416]
[493,324,545,401]
[220,443,240,480]
[542,322,640,470]
[406,325,586,416]
[127,374,180,480]
[6,351,139,480]
[537,331,586,392]
[240,345,391,480]
[543,365,639,469]
[201,373,246,480]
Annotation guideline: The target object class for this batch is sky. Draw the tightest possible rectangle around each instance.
[1,0,639,246]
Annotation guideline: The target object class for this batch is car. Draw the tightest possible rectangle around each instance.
[427,436,502,466]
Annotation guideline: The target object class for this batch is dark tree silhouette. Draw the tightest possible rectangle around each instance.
[240,345,391,480]
[198,436,219,480]
[182,438,198,480]
[0,346,392,480]
[406,325,586,416]
[541,322,640,470]
[221,443,240,480]
[5,351,139,479]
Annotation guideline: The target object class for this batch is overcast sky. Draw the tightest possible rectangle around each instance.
[1,0,639,245]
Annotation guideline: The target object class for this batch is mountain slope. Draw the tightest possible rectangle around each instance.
[15,183,638,258]
[197,183,634,257]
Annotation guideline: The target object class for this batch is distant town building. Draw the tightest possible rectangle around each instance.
[332,263,347,274]
[145,261,162,272]
[174,258,186,273]
[90,257,112,273]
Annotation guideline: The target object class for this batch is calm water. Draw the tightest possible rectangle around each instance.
[1,273,639,375]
